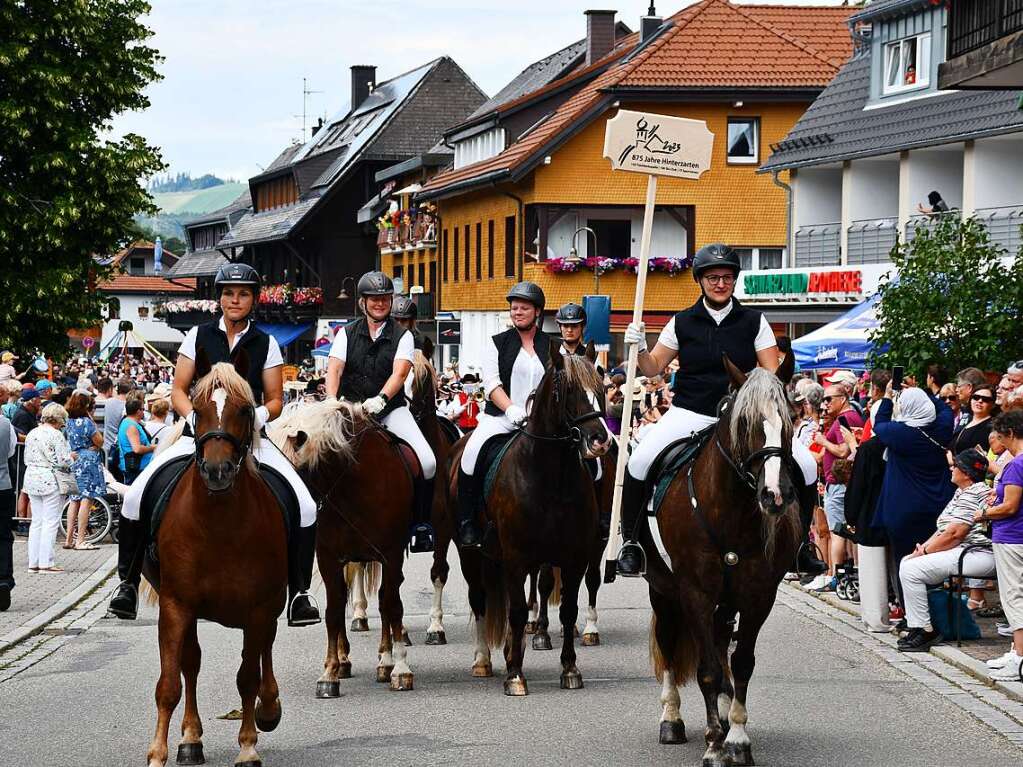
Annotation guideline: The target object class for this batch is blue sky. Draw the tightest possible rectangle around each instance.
[112,1,671,181]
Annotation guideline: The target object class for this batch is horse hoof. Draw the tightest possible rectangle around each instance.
[315,680,341,699]
[472,663,493,678]
[376,665,394,683]
[581,632,600,647]
[176,742,205,765]
[338,661,352,679]
[724,742,754,766]
[702,753,728,767]
[560,671,584,690]
[532,632,552,651]
[503,676,528,696]
[401,628,413,646]
[351,617,369,632]
[255,705,282,732]
[659,720,687,744]
[234,761,262,767]
[390,672,414,691]
[524,621,537,634]
[425,631,447,645]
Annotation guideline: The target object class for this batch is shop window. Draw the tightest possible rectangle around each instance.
[727,117,759,164]
[590,219,631,260]
[883,33,930,95]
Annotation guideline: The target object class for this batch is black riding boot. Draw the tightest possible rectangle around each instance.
[288,522,321,627]
[615,472,648,579]
[795,482,827,575]
[109,517,145,619]
[409,476,436,554]
[455,469,483,548]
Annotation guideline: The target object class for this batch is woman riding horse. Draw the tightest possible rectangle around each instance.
[325,271,437,553]
[615,243,820,578]
[109,262,320,627]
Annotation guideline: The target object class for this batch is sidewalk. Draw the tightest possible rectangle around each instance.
[0,533,117,654]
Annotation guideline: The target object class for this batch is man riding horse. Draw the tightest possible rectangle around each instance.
[615,243,821,578]
[456,281,550,548]
[325,271,437,554]
[109,262,322,627]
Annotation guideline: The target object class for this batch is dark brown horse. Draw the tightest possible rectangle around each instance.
[144,362,287,767]
[270,399,417,694]
[643,360,800,766]
[449,349,611,695]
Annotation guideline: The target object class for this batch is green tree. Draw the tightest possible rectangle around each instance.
[869,216,1023,375]
[0,0,164,355]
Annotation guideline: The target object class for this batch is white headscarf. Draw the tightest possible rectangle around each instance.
[893,387,935,428]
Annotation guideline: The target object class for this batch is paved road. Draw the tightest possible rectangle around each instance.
[0,552,1019,767]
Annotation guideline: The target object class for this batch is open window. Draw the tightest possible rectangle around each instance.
[590,219,632,260]
[883,33,930,95]
[726,117,759,165]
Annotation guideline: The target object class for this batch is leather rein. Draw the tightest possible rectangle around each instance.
[516,369,604,446]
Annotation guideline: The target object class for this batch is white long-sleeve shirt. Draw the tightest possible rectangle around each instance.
[482,338,546,410]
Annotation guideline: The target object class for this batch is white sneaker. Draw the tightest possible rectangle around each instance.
[986,648,1019,669]
[803,574,829,591]
[990,655,1023,682]
[996,623,1014,638]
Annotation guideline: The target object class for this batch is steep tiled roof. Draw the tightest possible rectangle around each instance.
[421,0,849,199]
[730,4,854,67]
[165,249,228,278]
[109,241,180,269]
[761,53,1023,171]
[183,190,252,229]
[99,274,196,294]
[217,196,321,248]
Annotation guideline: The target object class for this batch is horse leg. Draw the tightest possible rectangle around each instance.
[384,561,413,691]
[557,568,584,690]
[693,600,728,767]
[234,622,268,767]
[723,603,773,767]
[426,546,449,645]
[713,607,737,735]
[463,551,492,677]
[316,555,348,698]
[503,569,529,696]
[176,619,205,766]
[147,602,188,767]
[525,570,538,634]
[350,563,370,632]
[532,565,554,651]
[581,555,602,647]
[255,621,282,733]
[649,588,686,745]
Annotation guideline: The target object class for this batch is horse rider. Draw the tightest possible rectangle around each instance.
[325,271,437,554]
[615,243,819,577]
[391,295,425,350]
[555,302,587,356]
[109,262,322,627]
[456,281,550,548]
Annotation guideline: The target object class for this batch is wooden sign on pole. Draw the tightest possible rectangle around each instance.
[601,110,714,582]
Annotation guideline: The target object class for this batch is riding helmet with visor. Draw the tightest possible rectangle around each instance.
[391,295,418,320]
[214,262,262,296]
[555,302,586,325]
[692,243,741,282]
[506,281,545,313]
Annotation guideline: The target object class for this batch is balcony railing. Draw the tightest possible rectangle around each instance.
[377,212,438,252]
[847,218,898,265]
[947,0,1023,59]
[794,223,841,267]
[905,210,962,242]
[975,205,1023,255]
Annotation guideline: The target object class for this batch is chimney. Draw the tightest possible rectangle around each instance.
[641,3,662,42]
[350,65,376,110]
[311,117,325,137]
[585,10,616,66]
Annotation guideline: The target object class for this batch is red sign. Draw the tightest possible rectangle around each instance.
[808,270,861,294]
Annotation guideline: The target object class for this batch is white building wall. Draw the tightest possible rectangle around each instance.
[546,209,686,261]
[793,166,842,227]
[100,294,184,348]
[906,146,964,210]
[458,310,507,375]
[847,158,899,221]
[973,136,1023,210]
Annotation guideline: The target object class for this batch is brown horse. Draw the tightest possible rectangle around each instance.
[449,349,611,695]
[642,360,800,767]
[270,399,417,694]
[144,362,287,767]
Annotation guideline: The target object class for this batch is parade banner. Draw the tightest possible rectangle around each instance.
[601,110,714,582]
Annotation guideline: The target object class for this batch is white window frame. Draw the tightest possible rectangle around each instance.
[453,128,506,170]
[726,117,759,165]
[735,247,785,271]
[882,33,931,96]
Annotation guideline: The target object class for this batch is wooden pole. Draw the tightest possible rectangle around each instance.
[603,173,658,581]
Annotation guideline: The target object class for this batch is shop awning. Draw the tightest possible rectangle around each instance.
[256,322,315,348]
[791,293,884,370]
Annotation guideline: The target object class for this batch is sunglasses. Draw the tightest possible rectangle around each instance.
[822,395,845,403]
[971,394,995,403]
[941,395,958,402]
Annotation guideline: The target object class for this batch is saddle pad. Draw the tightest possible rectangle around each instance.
[437,415,462,446]
[482,432,519,503]
[649,425,716,517]
[257,463,299,540]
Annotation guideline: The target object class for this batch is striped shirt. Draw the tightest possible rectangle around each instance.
[936,482,991,549]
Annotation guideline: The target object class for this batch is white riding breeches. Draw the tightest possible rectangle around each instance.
[627,405,818,487]
[460,412,517,475]
[381,405,436,479]
[120,434,317,527]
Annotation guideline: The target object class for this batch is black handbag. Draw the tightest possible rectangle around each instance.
[123,450,142,473]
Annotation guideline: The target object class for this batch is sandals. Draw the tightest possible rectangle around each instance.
[37,566,65,573]
[967,598,987,611]
[976,604,1006,619]
[74,543,99,551]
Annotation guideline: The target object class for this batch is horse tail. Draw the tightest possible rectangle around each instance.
[649,611,698,684]
[344,562,381,597]
[140,577,159,607]
[482,563,509,649]
[547,567,562,607]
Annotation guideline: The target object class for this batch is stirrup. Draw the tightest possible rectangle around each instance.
[287,590,321,627]
[616,541,647,578]
[409,524,435,554]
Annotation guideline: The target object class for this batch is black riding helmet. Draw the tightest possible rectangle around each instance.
[214,262,261,295]
[692,243,741,282]
[506,281,545,313]
[358,271,394,296]
[555,302,586,325]
[391,295,418,320]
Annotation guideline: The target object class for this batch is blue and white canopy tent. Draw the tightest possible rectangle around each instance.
[791,292,884,371]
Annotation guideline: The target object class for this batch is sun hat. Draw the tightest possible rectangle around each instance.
[35,379,55,391]
[1,351,17,363]
[145,382,172,402]
[952,450,989,483]
[824,370,858,388]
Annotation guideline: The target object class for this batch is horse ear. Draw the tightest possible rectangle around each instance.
[584,340,597,362]
[233,347,251,380]
[421,337,435,361]
[294,430,308,449]
[776,351,795,385]
[722,353,747,389]
[549,348,565,371]
[194,348,212,380]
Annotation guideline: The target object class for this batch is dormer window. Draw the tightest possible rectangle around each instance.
[883,33,930,95]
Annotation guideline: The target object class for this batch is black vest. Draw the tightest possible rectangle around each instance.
[670,298,764,417]
[484,328,551,417]
[339,317,407,417]
[193,321,271,403]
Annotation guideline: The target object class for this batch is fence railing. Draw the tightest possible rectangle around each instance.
[794,223,841,267]
[975,205,1023,255]
[947,0,1023,59]
[905,210,962,243]
[847,218,898,264]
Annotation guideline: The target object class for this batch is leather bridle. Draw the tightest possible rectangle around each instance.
[517,369,605,446]
[193,407,254,487]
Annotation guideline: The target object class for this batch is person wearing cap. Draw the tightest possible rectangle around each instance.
[109,261,322,628]
[896,450,995,652]
[823,370,864,417]
[555,302,587,356]
[456,281,550,548]
[615,243,820,577]
[326,271,438,554]
[34,379,55,401]
[0,351,29,384]
[11,387,42,438]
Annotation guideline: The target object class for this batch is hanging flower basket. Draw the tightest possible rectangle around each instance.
[545,254,693,276]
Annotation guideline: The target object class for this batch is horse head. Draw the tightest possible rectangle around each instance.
[192,361,256,493]
[542,350,611,459]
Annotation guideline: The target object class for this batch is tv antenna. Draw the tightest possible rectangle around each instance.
[297,77,323,140]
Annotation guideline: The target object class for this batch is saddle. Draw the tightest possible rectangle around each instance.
[479,432,519,506]
[646,424,716,517]
[378,430,423,481]
[437,415,462,446]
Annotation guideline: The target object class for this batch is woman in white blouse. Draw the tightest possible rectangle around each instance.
[23,403,73,573]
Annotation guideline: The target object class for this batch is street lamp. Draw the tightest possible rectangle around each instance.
[568,226,600,295]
